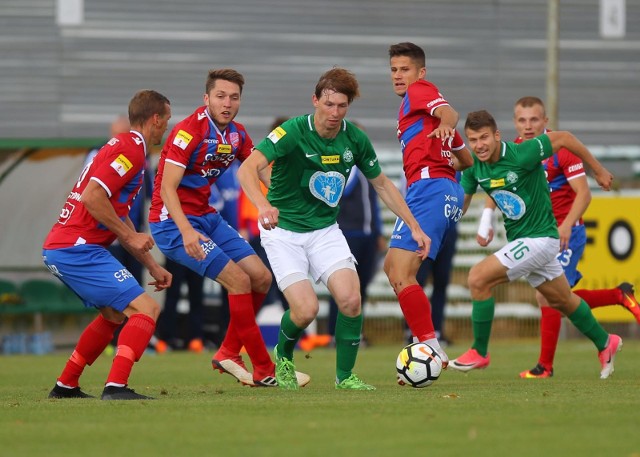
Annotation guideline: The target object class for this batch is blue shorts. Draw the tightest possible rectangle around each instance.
[150,212,255,280]
[389,178,464,260]
[557,224,586,288]
[42,245,145,312]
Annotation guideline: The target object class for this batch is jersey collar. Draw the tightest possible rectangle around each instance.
[306,115,347,133]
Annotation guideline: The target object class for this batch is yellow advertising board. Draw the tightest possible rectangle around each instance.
[580,193,640,322]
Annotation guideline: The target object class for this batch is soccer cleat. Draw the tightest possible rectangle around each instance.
[253,376,278,387]
[598,334,623,379]
[212,349,253,385]
[188,338,204,353]
[449,348,491,372]
[273,346,299,390]
[618,282,640,324]
[48,384,94,399]
[519,363,554,379]
[101,385,154,400]
[335,373,376,391]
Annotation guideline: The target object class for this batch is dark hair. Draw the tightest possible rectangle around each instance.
[388,42,426,68]
[128,90,170,126]
[514,96,546,115]
[206,68,245,94]
[464,110,498,133]
[314,68,360,104]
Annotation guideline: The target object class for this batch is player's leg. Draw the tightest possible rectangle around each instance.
[519,291,559,378]
[536,272,622,379]
[102,293,161,400]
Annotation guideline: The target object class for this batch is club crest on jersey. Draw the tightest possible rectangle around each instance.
[110,154,133,177]
[229,132,240,148]
[309,171,345,207]
[492,190,526,220]
[173,130,193,150]
[506,171,518,184]
[343,148,353,163]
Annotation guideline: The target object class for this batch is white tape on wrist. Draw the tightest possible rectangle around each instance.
[477,207,494,239]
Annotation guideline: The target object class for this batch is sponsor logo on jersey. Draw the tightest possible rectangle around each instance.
[267,127,286,144]
[309,171,345,207]
[217,144,232,154]
[229,132,240,148]
[568,163,584,173]
[493,190,526,220]
[173,130,193,150]
[110,154,133,177]
[490,178,505,188]
[427,97,446,108]
[203,138,218,144]
[322,155,340,164]
[58,202,75,225]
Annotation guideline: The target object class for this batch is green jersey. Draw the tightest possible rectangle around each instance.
[460,134,558,242]
[256,115,382,232]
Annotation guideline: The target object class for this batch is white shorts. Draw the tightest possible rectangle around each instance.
[494,236,564,288]
[259,223,357,291]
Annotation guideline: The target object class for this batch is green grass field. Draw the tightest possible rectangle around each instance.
[1,339,639,457]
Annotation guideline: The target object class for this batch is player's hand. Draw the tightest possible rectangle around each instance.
[148,265,172,291]
[476,229,494,247]
[121,232,155,258]
[258,205,279,231]
[410,227,431,260]
[183,228,210,261]
[594,166,613,191]
[557,223,572,252]
[427,126,455,142]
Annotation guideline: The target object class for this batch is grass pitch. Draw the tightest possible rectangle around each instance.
[1,339,639,457]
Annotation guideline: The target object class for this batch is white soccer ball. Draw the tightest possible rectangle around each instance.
[396,342,443,388]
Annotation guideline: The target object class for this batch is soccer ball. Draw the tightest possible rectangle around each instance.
[396,342,443,388]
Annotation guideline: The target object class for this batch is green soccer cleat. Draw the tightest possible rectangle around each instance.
[274,346,299,390]
[335,373,376,391]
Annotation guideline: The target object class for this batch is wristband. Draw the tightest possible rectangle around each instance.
[477,207,494,239]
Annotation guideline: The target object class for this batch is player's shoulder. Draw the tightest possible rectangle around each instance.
[176,106,209,132]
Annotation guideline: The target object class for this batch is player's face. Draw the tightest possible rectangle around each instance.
[312,90,349,137]
[513,104,548,140]
[465,126,502,163]
[150,104,172,145]
[204,79,241,130]
[389,56,426,97]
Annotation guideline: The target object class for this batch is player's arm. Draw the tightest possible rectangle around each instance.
[160,162,210,261]
[81,181,154,258]
[427,105,459,140]
[558,175,591,251]
[476,196,497,247]
[452,145,474,171]
[237,148,278,230]
[368,173,430,260]
[546,131,613,190]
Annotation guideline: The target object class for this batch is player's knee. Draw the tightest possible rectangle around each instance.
[126,294,161,321]
[467,267,489,296]
[226,270,252,294]
[337,293,361,317]
[252,266,272,294]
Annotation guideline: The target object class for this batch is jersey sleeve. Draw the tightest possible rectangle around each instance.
[236,127,254,162]
[411,81,449,116]
[451,130,466,151]
[460,167,478,195]
[557,148,586,180]
[90,139,144,198]
[514,134,554,170]
[353,129,382,180]
[255,117,300,162]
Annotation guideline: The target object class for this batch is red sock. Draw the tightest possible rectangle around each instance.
[220,291,267,355]
[574,288,622,309]
[397,284,435,341]
[106,314,155,386]
[538,307,562,370]
[58,315,120,387]
[226,293,273,378]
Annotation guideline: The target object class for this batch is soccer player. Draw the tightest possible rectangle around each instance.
[384,42,473,365]
[149,69,309,388]
[449,110,623,379]
[475,96,640,378]
[237,67,431,390]
[44,90,173,400]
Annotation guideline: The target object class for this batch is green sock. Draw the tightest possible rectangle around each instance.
[335,312,363,383]
[276,310,305,361]
[568,300,609,351]
[471,297,495,357]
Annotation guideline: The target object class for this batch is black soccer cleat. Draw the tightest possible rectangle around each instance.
[100,385,155,400]
[48,384,94,399]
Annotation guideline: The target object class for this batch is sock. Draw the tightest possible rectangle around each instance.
[219,291,267,356]
[58,315,120,387]
[574,288,621,309]
[538,306,562,370]
[226,293,273,379]
[106,313,155,386]
[335,312,363,383]
[471,297,495,357]
[277,309,305,361]
[567,300,609,351]
[397,284,435,341]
